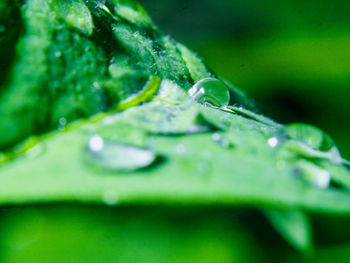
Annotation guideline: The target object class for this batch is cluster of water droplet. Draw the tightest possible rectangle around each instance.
[187,77,349,190]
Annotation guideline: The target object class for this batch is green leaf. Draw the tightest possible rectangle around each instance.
[0,80,350,215]
[1,0,350,218]
[264,209,312,252]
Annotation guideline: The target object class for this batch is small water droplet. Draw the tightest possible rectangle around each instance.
[187,125,210,134]
[54,51,62,58]
[268,137,279,148]
[93,82,101,90]
[188,78,230,107]
[58,117,67,127]
[0,25,5,33]
[89,135,104,152]
[212,133,230,148]
[176,144,186,154]
[102,190,119,206]
[87,138,156,172]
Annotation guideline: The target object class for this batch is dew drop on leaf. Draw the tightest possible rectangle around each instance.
[286,123,334,152]
[54,51,62,58]
[87,136,156,172]
[212,133,231,148]
[58,117,67,129]
[188,78,230,107]
[285,123,343,164]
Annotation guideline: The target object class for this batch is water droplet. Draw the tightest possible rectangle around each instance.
[89,135,104,152]
[268,137,279,148]
[0,25,5,33]
[188,78,230,107]
[212,133,230,148]
[93,82,101,90]
[102,190,119,206]
[296,160,331,189]
[187,125,210,134]
[286,123,334,151]
[58,117,67,127]
[285,123,344,164]
[54,51,62,58]
[176,144,186,154]
[87,138,156,172]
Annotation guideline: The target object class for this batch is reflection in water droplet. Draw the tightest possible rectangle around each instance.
[102,190,119,206]
[87,137,156,172]
[188,78,230,107]
[296,160,331,189]
[268,137,279,148]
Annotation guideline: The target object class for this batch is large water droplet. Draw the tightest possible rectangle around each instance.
[285,123,343,164]
[286,123,334,151]
[188,78,230,107]
[87,136,156,172]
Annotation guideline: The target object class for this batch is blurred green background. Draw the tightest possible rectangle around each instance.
[1,1,350,262]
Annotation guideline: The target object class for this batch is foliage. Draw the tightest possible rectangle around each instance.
[0,0,350,262]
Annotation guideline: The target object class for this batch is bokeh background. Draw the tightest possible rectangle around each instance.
[0,1,350,262]
[140,0,350,159]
